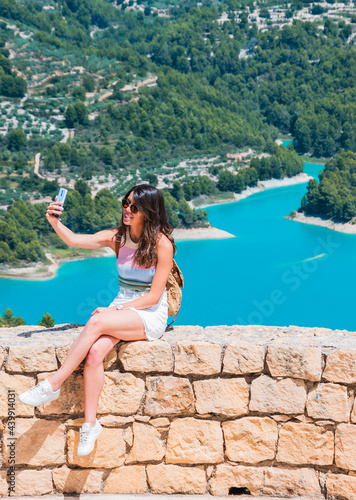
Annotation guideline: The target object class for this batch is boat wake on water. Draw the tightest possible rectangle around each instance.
[275,253,326,268]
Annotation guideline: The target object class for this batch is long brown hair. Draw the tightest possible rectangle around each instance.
[115,184,176,268]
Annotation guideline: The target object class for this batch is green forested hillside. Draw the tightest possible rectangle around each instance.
[300,151,356,221]
[254,29,356,157]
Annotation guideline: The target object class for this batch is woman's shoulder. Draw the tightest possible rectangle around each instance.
[157,233,173,252]
[104,228,122,251]
[107,228,120,240]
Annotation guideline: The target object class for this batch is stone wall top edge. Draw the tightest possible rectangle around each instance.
[1,323,356,350]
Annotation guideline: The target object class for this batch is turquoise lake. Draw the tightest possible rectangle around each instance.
[1,159,356,331]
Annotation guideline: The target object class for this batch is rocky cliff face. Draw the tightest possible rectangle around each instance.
[1,323,356,497]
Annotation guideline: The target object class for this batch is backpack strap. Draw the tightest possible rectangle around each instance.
[115,230,123,258]
[166,309,180,330]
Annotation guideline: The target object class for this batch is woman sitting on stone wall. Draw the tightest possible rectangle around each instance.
[19,184,175,457]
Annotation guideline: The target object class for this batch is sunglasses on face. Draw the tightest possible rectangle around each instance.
[121,198,140,214]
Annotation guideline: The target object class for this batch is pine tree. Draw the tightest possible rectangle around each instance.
[1,309,26,327]
[38,313,55,328]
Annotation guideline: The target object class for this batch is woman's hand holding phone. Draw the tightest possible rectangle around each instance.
[46,197,64,222]
[46,188,67,223]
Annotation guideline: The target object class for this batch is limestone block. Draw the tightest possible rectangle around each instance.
[57,344,116,370]
[174,341,221,375]
[194,378,249,416]
[97,371,145,414]
[209,464,264,496]
[147,464,206,494]
[98,415,134,427]
[263,467,321,497]
[37,372,84,415]
[335,423,356,470]
[206,466,214,479]
[119,341,173,372]
[123,426,133,446]
[166,417,223,464]
[6,344,57,372]
[14,470,53,496]
[53,465,104,494]
[103,349,117,369]
[323,349,356,383]
[295,415,314,423]
[134,415,150,422]
[0,470,8,497]
[126,422,165,463]
[277,422,334,466]
[266,345,322,381]
[67,427,127,468]
[222,417,278,463]
[145,375,194,416]
[150,417,170,428]
[271,415,292,422]
[104,465,147,494]
[3,418,65,466]
[326,473,356,500]
[103,349,117,370]
[0,348,3,370]
[250,375,307,414]
[306,383,349,422]
[0,372,34,417]
[223,342,265,374]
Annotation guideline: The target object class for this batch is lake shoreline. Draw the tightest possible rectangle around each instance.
[173,226,235,241]
[0,249,113,282]
[286,211,356,234]
[191,172,313,209]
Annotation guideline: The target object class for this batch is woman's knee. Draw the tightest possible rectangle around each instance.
[85,342,106,367]
[86,313,106,333]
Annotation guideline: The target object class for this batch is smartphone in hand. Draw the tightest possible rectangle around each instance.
[53,188,67,218]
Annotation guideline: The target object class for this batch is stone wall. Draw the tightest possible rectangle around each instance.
[1,323,356,498]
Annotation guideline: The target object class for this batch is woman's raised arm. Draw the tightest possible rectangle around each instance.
[46,197,117,251]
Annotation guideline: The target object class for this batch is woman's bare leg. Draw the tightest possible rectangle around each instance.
[83,335,120,426]
[47,310,146,391]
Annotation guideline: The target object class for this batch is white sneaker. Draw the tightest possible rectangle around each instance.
[18,379,60,407]
[77,419,103,457]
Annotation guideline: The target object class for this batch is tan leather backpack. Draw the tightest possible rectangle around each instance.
[166,258,184,327]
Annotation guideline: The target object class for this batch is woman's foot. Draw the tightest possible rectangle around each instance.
[18,379,61,407]
[77,419,103,456]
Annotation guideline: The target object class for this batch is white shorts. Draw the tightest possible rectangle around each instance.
[109,288,168,341]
